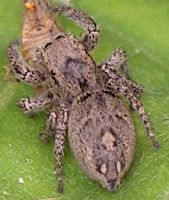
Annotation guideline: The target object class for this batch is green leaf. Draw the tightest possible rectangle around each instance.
[0,0,168,200]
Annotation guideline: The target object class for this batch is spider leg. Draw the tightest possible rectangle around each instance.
[39,111,58,143]
[54,6,100,51]
[8,41,46,86]
[106,48,131,79]
[18,91,55,113]
[54,106,68,193]
[101,64,160,148]
[101,48,143,98]
[40,106,68,193]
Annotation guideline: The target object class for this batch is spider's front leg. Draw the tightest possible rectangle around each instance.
[100,48,143,98]
[8,41,46,86]
[54,6,100,51]
[101,63,160,148]
[40,105,68,193]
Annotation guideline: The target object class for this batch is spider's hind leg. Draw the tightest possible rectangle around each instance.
[101,63,159,148]
[40,105,68,193]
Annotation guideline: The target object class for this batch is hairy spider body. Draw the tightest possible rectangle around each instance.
[8,2,159,193]
[69,92,135,191]
[40,33,98,101]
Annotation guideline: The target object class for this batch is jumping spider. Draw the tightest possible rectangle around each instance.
[8,5,159,192]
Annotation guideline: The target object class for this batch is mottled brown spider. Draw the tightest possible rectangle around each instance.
[8,2,159,193]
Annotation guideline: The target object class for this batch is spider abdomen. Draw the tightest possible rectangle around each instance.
[68,92,135,191]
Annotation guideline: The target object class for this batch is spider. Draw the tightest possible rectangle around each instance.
[8,4,159,193]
